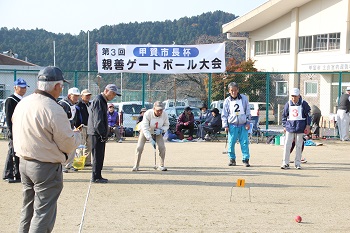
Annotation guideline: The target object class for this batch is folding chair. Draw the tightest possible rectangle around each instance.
[210,129,221,142]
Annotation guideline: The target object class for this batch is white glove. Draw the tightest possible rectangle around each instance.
[150,138,156,149]
[154,128,163,136]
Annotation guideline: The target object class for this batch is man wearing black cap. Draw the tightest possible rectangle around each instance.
[12,66,81,232]
[2,78,28,183]
[176,106,195,140]
[88,83,121,183]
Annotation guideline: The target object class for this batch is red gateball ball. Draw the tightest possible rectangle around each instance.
[295,215,302,223]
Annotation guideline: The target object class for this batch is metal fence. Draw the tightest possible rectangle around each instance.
[1,69,348,132]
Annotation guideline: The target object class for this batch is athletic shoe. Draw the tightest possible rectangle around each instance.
[295,165,302,170]
[70,167,78,172]
[132,166,139,172]
[92,178,108,183]
[118,139,123,143]
[187,136,193,141]
[197,138,205,142]
[228,159,236,166]
[62,168,68,173]
[158,166,168,171]
[281,164,290,169]
[242,159,250,167]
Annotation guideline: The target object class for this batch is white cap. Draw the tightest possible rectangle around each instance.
[346,86,350,91]
[68,87,80,95]
[291,88,300,96]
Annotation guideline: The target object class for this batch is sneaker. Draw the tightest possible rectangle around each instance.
[187,136,193,141]
[228,159,236,166]
[92,178,108,183]
[118,139,123,143]
[281,164,290,169]
[132,166,139,172]
[70,167,78,172]
[204,134,210,140]
[295,165,302,170]
[158,166,168,171]
[62,168,68,173]
[242,159,250,167]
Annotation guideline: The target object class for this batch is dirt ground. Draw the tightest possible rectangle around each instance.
[1,137,350,233]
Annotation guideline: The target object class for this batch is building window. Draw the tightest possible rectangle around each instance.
[280,38,290,53]
[299,36,312,52]
[304,81,318,96]
[313,34,328,51]
[276,81,288,96]
[255,41,267,55]
[329,33,340,50]
[267,39,279,54]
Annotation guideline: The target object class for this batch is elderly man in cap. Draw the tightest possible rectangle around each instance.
[336,86,350,141]
[281,88,311,170]
[12,66,81,232]
[132,101,169,171]
[221,82,252,167]
[59,87,81,172]
[75,89,93,165]
[2,78,29,183]
[88,83,121,183]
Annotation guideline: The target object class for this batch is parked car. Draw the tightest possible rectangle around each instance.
[210,100,224,113]
[249,102,275,123]
[164,106,201,133]
[111,101,153,130]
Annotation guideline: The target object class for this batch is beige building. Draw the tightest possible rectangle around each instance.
[223,0,349,116]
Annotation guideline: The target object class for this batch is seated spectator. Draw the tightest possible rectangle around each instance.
[176,106,195,140]
[107,103,123,143]
[203,108,222,141]
[197,103,212,140]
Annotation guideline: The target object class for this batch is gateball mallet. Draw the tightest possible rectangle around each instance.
[222,131,228,154]
[152,134,157,170]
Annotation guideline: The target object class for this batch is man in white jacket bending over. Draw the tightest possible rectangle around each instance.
[132,101,169,171]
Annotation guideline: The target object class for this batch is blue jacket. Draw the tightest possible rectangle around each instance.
[282,97,311,133]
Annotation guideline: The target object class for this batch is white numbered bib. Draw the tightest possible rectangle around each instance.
[230,99,244,116]
[289,105,303,120]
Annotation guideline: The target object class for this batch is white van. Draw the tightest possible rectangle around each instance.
[112,101,152,129]
[210,100,224,113]
[162,99,188,109]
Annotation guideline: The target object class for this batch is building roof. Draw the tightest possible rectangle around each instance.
[0,53,37,66]
[222,0,312,33]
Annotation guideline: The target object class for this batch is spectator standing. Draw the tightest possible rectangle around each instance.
[310,105,322,138]
[281,88,311,170]
[88,84,121,183]
[12,66,81,232]
[2,78,29,183]
[132,101,169,171]
[75,89,93,166]
[137,107,147,124]
[221,82,251,167]
[59,87,81,172]
[107,103,123,143]
[336,87,350,141]
[176,106,195,140]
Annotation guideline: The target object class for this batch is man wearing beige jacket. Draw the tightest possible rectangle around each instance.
[12,66,81,232]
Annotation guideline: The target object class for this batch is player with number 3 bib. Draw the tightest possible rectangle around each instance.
[281,88,311,170]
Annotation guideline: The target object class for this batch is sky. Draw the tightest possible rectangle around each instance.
[0,0,268,35]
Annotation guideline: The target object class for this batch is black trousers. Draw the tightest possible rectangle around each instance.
[311,113,321,136]
[3,138,20,180]
[91,135,106,180]
[176,123,194,137]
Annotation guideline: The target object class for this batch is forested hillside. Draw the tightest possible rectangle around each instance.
[0,11,238,71]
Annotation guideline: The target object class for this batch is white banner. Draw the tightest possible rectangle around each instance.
[97,43,225,74]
